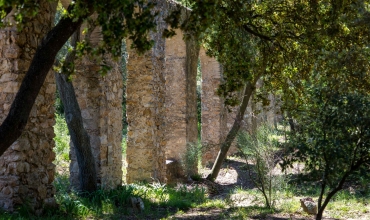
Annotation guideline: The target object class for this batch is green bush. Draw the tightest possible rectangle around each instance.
[182,142,201,177]
[237,124,286,209]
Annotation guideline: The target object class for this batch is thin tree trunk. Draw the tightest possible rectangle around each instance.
[0,2,93,157]
[207,77,260,181]
[316,160,365,220]
[55,31,97,193]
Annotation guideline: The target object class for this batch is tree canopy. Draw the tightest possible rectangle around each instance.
[181,0,370,187]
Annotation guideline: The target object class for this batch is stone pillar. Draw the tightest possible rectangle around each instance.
[70,52,123,189]
[200,49,227,166]
[165,29,200,178]
[0,0,57,213]
[125,0,167,183]
[164,30,187,168]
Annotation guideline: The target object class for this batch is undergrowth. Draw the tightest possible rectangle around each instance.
[2,116,365,219]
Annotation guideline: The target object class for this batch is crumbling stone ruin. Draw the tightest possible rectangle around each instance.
[0,0,279,212]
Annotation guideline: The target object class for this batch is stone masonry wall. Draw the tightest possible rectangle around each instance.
[0,0,57,213]
[164,1,200,178]
[70,53,123,189]
[61,0,123,190]
[126,0,167,183]
[200,49,227,167]
[164,29,187,166]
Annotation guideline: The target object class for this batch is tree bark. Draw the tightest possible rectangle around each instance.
[0,2,93,157]
[55,31,97,193]
[207,78,260,181]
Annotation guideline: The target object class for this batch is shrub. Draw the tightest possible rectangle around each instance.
[182,142,201,178]
[237,124,286,209]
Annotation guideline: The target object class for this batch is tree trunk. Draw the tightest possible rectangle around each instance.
[0,3,93,157]
[207,79,259,181]
[55,31,97,193]
[316,161,364,220]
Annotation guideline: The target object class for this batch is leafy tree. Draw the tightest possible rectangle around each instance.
[181,0,370,181]
[281,84,370,219]
[196,0,312,180]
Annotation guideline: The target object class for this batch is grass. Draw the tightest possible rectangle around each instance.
[225,181,370,219]
[53,114,70,176]
[2,118,368,219]
[2,166,369,220]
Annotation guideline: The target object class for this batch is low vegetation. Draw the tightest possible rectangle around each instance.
[0,119,368,219]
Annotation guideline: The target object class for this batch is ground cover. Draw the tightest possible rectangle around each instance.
[1,156,368,220]
[0,118,368,219]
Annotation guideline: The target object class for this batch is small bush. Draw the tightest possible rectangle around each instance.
[182,142,201,177]
[237,124,287,209]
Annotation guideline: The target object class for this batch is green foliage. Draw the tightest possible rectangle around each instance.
[0,0,172,77]
[0,0,42,29]
[175,0,370,109]
[282,90,370,186]
[53,114,70,162]
[121,136,127,157]
[237,125,286,209]
[52,182,206,219]
[182,142,201,177]
[281,83,370,216]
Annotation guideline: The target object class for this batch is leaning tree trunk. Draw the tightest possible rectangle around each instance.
[0,3,93,157]
[55,31,97,193]
[207,78,260,181]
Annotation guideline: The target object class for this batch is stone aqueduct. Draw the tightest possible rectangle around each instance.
[0,0,278,213]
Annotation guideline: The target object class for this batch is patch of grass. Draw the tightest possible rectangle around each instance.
[197,199,227,209]
[53,114,70,163]
[3,180,210,219]
[323,189,370,219]
[227,206,275,219]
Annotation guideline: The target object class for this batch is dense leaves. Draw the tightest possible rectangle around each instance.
[282,89,370,182]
